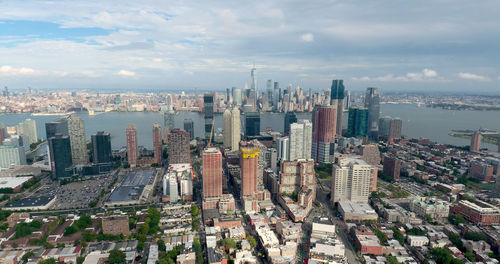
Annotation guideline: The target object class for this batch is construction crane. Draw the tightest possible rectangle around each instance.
[207,119,215,148]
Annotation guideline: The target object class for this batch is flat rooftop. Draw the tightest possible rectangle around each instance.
[5,195,56,208]
[107,169,156,203]
[0,176,33,189]
[339,201,377,214]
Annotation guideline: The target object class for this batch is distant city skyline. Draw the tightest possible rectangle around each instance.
[0,1,499,92]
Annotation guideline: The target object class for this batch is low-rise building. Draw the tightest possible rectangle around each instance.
[338,202,378,222]
[409,196,450,220]
[407,235,429,247]
[451,200,500,226]
[355,234,382,255]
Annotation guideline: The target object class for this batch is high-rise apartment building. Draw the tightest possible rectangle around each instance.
[183,119,194,140]
[348,107,369,138]
[153,123,162,166]
[204,93,215,139]
[67,115,88,165]
[388,118,403,142]
[91,131,112,164]
[232,87,242,106]
[289,120,312,161]
[126,124,138,167]
[22,119,38,144]
[202,147,222,199]
[240,143,259,197]
[48,134,73,179]
[277,137,290,162]
[284,112,297,136]
[383,156,401,181]
[470,131,482,152]
[223,108,232,149]
[330,80,345,136]
[312,105,336,163]
[378,117,392,139]
[365,87,381,137]
[245,112,260,138]
[331,157,376,203]
[230,108,241,152]
[168,128,191,165]
[163,110,176,132]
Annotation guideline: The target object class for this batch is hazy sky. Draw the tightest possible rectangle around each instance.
[0,0,499,93]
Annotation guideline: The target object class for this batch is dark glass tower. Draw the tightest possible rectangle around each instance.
[347,107,369,138]
[330,80,345,136]
[92,131,112,164]
[203,93,215,140]
[183,119,195,140]
[245,112,260,138]
[283,112,297,136]
[45,117,68,139]
[48,134,73,179]
[365,87,381,137]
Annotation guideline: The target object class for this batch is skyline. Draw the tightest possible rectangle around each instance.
[0,1,499,92]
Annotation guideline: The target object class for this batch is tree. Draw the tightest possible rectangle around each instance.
[392,227,405,245]
[108,249,126,264]
[386,255,400,264]
[22,252,35,262]
[430,247,464,264]
[39,259,56,264]
[448,214,466,225]
[464,252,476,262]
[191,204,199,217]
[158,239,166,252]
[246,233,257,248]
[77,256,85,264]
[193,238,203,264]
[464,231,487,241]
[221,238,237,249]
[448,234,464,251]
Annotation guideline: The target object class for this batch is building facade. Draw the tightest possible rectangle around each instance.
[126,124,138,167]
[0,146,26,169]
[330,80,345,136]
[168,128,191,165]
[331,157,376,203]
[91,131,112,164]
[202,147,222,199]
[48,134,73,179]
[153,123,162,166]
[67,115,88,165]
[312,105,336,163]
[289,120,312,161]
[347,107,369,138]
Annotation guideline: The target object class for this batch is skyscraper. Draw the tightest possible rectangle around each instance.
[331,157,376,203]
[378,116,392,140]
[283,112,297,136]
[202,147,222,199]
[289,120,312,161]
[0,122,6,145]
[250,67,257,91]
[168,128,191,165]
[470,131,482,152]
[365,87,381,137]
[223,108,232,149]
[163,110,176,132]
[153,123,162,166]
[230,108,241,152]
[91,131,112,164]
[45,117,68,139]
[67,115,88,165]
[330,80,345,136]
[388,118,403,142]
[245,112,260,138]
[232,87,242,106]
[347,107,369,138]
[126,124,138,167]
[48,134,73,179]
[240,143,259,197]
[204,93,215,140]
[383,156,401,181]
[183,119,194,140]
[22,119,38,144]
[277,137,290,162]
[273,82,280,111]
[312,105,337,163]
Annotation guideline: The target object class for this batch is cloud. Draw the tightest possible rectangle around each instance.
[117,69,136,77]
[352,69,439,82]
[300,33,314,42]
[458,72,490,81]
[423,68,437,77]
[0,65,68,77]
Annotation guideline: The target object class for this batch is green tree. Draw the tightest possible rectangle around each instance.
[392,227,405,245]
[193,238,203,264]
[246,233,257,248]
[448,214,466,225]
[464,252,476,262]
[21,252,35,261]
[464,231,487,241]
[221,238,237,249]
[39,259,56,264]
[158,239,166,252]
[191,204,199,217]
[108,249,126,264]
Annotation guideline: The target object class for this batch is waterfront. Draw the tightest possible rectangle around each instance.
[1,104,499,151]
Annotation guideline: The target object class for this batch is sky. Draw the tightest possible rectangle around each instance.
[0,0,499,93]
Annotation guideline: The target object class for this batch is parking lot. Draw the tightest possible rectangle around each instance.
[34,174,117,209]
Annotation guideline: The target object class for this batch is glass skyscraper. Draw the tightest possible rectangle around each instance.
[348,107,369,138]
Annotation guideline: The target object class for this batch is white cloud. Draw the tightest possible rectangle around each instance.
[352,69,439,82]
[300,33,314,42]
[0,65,68,77]
[117,69,136,77]
[423,68,437,77]
[458,72,490,81]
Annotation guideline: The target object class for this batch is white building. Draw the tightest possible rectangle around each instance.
[409,196,450,220]
[277,137,289,162]
[230,108,241,151]
[67,115,88,165]
[22,119,38,144]
[162,163,193,202]
[223,108,232,149]
[0,146,26,169]
[311,222,336,241]
[331,157,376,203]
[407,235,429,247]
[289,120,312,161]
[310,242,345,261]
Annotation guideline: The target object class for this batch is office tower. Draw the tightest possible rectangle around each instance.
[67,115,88,165]
[168,128,190,164]
[289,120,312,161]
[153,123,162,166]
[383,156,401,181]
[470,131,482,152]
[232,87,242,106]
[347,107,369,138]
[126,124,138,167]
[365,87,381,137]
[250,67,257,91]
[330,80,345,136]
[91,131,112,164]
[345,90,351,109]
[331,157,376,203]
[378,117,392,139]
[0,145,26,169]
[223,108,232,149]
[202,147,222,199]
[283,112,297,136]
[245,112,260,138]
[0,122,6,145]
[240,143,259,197]
[183,119,194,140]
[266,79,273,106]
[22,119,37,144]
[388,118,403,142]
[226,87,231,103]
[48,134,73,179]
[277,137,290,162]
[45,117,68,139]
[204,93,215,139]
[165,94,173,111]
[163,110,176,132]
[312,106,337,163]
[230,108,241,151]
[273,82,280,111]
